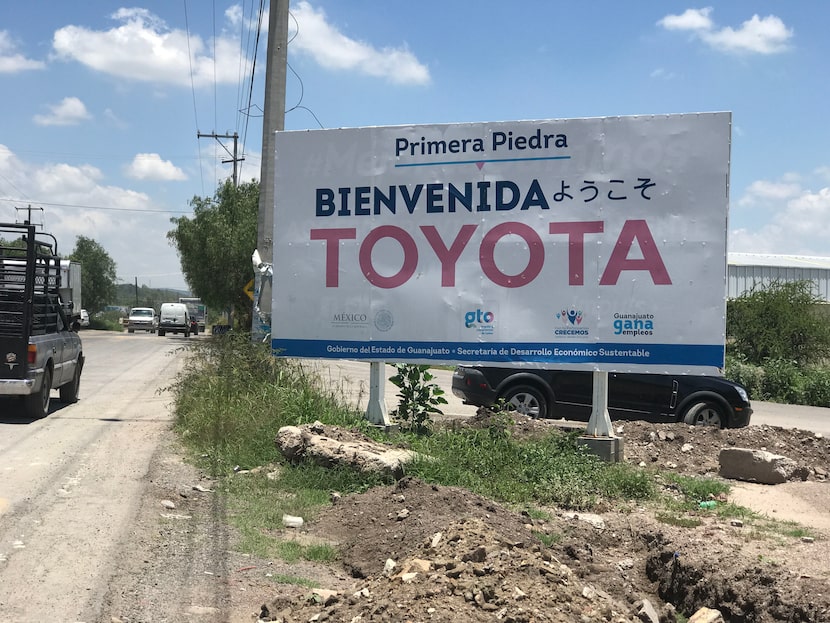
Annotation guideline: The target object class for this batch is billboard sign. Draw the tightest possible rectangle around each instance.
[272,113,731,374]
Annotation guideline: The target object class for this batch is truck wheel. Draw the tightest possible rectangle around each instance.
[185,329,190,338]
[25,367,52,418]
[158,330,166,336]
[128,328,135,333]
[59,362,82,403]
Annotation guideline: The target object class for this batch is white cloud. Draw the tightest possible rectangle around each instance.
[291,1,430,85]
[731,184,830,256]
[50,8,242,88]
[125,153,187,181]
[659,8,792,55]
[0,145,187,289]
[33,97,92,126]
[658,8,713,32]
[0,30,45,73]
[737,179,802,207]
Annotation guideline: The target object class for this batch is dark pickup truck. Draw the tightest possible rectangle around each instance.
[0,222,84,418]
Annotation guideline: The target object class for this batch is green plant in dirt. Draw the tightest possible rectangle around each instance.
[662,473,730,503]
[389,364,448,430]
[404,426,654,510]
[655,512,702,529]
[268,575,319,588]
[533,530,563,547]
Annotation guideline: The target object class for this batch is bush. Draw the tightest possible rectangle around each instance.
[802,368,830,407]
[167,332,369,475]
[89,310,125,331]
[727,280,830,366]
[725,354,765,400]
[761,358,805,403]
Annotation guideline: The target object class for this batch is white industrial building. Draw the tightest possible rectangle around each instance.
[728,253,830,302]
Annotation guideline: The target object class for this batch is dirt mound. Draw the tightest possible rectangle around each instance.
[256,418,830,623]
[618,420,830,479]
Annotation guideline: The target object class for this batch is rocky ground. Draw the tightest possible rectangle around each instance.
[102,416,830,623]
[258,416,830,623]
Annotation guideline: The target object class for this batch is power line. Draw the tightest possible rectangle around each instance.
[0,198,190,214]
[183,0,206,195]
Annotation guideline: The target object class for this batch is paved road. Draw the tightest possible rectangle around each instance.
[0,330,188,622]
[305,359,830,435]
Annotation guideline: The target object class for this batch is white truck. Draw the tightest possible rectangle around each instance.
[59,259,82,318]
[178,297,206,333]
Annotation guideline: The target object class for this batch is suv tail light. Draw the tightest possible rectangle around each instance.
[27,343,37,364]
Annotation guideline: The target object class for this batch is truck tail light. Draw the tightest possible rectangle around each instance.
[27,344,37,364]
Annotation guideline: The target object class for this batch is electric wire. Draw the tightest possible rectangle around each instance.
[183,0,207,195]
[212,0,220,185]
[0,197,189,214]
[283,10,324,129]
[239,0,266,166]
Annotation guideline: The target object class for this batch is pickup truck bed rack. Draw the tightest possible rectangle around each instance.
[0,223,84,418]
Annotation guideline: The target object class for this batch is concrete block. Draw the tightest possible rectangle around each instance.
[577,435,624,463]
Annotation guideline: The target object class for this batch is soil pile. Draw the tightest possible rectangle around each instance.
[255,416,830,623]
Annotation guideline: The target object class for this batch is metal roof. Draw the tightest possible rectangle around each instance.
[728,253,830,270]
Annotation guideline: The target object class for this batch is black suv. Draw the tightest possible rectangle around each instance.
[451,366,752,428]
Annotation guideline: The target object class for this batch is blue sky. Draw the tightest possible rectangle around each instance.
[1,1,828,291]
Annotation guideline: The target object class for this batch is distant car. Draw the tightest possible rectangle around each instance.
[79,309,90,328]
[451,366,752,429]
[126,307,158,333]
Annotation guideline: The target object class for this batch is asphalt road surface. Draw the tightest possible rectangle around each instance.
[0,330,189,622]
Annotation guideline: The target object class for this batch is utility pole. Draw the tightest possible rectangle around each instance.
[253,0,289,340]
[197,131,243,187]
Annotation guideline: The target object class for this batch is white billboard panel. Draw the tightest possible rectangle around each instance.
[272,113,731,374]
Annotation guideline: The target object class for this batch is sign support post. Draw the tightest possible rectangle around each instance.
[366,362,391,427]
[579,371,623,461]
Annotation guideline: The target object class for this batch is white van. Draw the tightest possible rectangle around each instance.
[158,302,190,337]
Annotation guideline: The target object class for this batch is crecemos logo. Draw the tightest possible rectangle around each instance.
[557,308,583,326]
[555,306,589,337]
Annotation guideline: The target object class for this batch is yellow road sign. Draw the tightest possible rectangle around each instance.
[244,279,255,301]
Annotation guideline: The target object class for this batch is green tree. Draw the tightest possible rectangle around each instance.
[167,179,258,329]
[727,280,830,366]
[69,236,117,314]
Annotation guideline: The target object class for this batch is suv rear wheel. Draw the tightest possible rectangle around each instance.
[682,400,726,428]
[501,385,548,419]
